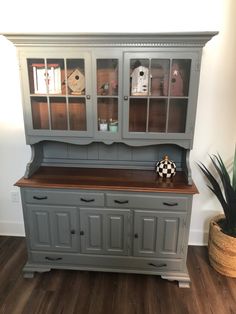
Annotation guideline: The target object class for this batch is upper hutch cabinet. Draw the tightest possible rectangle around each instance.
[5,32,217,149]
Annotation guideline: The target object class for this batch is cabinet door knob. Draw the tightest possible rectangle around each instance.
[70,230,76,235]
[86,95,91,100]
[124,96,128,100]
[80,231,84,236]
[134,233,139,239]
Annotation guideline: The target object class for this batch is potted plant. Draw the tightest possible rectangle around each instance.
[198,149,236,277]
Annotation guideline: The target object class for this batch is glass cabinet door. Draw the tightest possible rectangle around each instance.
[26,56,92,136]
[124,54,192,138]
[96,59,119,134]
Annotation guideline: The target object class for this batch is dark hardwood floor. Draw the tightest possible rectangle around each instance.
[0,236,236,314]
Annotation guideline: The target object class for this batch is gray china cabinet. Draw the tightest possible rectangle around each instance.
[4,32,217,287]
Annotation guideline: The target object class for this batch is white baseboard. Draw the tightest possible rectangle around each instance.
[0,221,25,237]
[189,229,208,246]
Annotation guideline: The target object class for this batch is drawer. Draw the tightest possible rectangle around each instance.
[125,257,184,272]
[30,251,78,265]
[78,256,184,272]
[30,251,183,273]
[106,193,188,211]
[23,189,104,207]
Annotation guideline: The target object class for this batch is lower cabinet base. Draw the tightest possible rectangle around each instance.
[23,252,191,288]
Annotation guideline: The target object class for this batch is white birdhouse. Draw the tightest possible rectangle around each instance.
[131,65,150,96]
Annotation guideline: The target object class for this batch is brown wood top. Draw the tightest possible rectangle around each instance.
[15,166,198,194]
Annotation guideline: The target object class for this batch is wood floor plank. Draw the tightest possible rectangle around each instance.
[0,237,236,314]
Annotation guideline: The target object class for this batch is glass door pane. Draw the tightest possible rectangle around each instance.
[150,59,170,96]
[69,98,86,131]
[50,97,68,130]
[130,59,150,96]
[46,59,65,95]
[97,98,118,132]
[148,99,167,132]
[31,97,49,129]
[167,99,187,133]
[66,59,85,95]
[96,59,119,133]
[97,59,118,96]
[170,59,191,97]
[27,59,45,94]
[129,98,147,132]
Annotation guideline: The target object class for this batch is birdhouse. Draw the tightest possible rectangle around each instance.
[170,63,184,96]
[131,65,150,96]
[67,68,85,94]
[32,63,61,94]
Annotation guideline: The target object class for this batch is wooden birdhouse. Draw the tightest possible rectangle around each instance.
[67,68,85,94]
[170,63,184,96]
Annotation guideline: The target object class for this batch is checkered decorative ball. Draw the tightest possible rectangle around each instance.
[155,155,176,178]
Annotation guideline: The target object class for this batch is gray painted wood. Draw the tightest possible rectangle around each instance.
[24,143,44,178]
[27,204,78,252]
[80,208,130,256]
[133,211,185,258]
[41,141,185,172]
[20,186,193,286]
[3,32,218,48]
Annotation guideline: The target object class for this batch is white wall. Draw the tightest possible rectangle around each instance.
[0,0,235,244]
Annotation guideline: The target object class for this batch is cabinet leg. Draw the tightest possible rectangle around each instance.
[161,274,191,288]
[23,271,35,278]
[178,280,191,288]
[23,263,51,278]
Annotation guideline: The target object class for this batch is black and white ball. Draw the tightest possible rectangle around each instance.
[155,155,176,178]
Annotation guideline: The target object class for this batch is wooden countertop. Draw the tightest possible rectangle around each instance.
[15,166,198,194]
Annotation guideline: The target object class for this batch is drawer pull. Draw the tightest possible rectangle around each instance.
[45,256,62,261]
[163,202,178,207]
[114,200,129,204]
[80,230,85,236]
[33,196,48,200]
[148,263,167,268]
[80,198,95,203]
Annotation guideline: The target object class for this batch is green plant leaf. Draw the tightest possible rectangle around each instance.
[212,154,234,207]
[213,154,236,229]
[198,162,230,224]
[198,153,236,235]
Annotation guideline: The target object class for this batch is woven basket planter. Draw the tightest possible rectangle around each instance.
[208,214,236,277]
